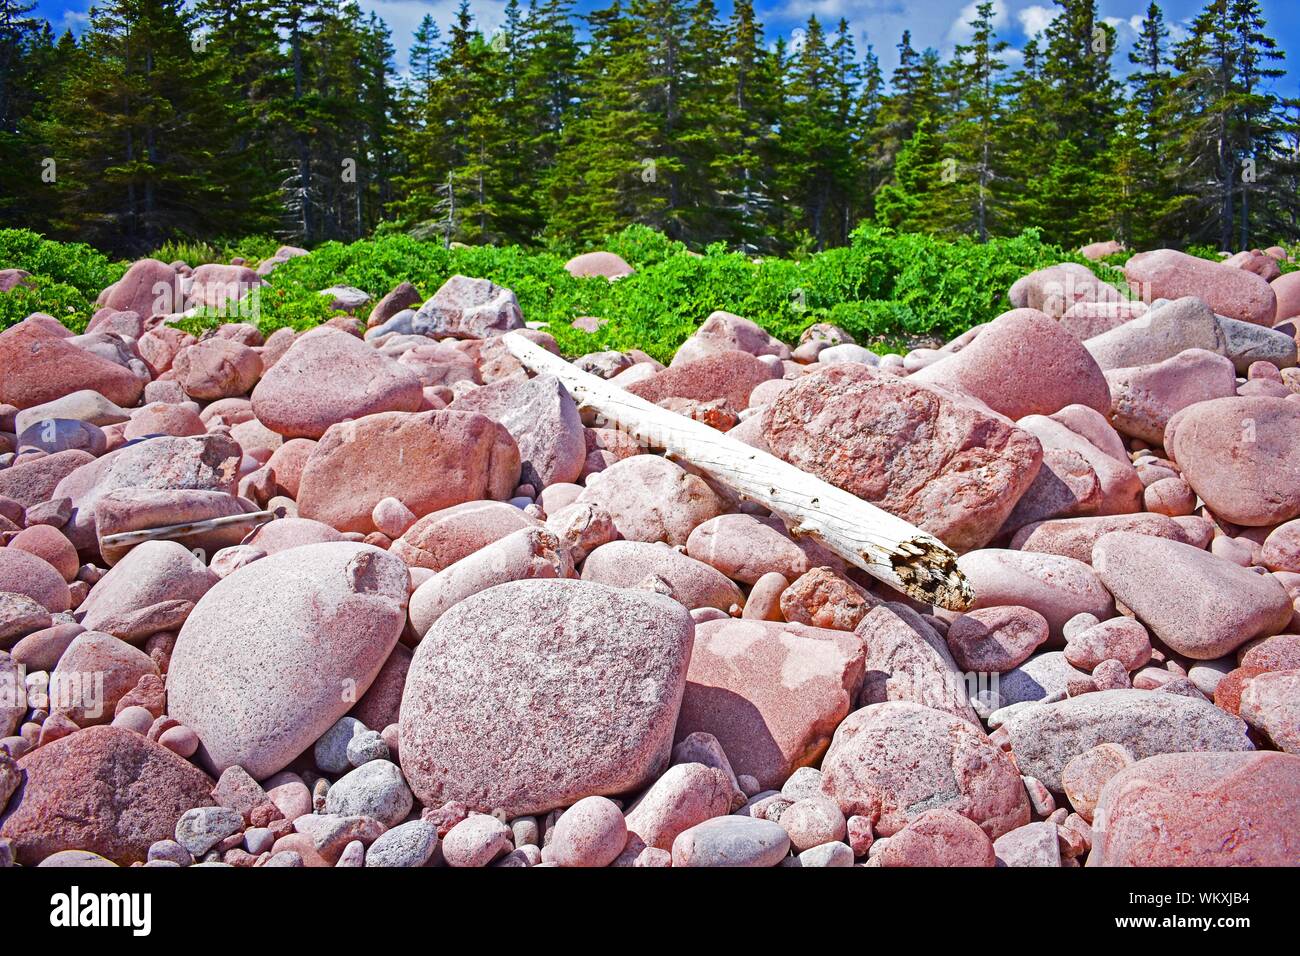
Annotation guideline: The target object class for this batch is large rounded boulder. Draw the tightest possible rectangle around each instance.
[167,542,409,779]
[399,579,695,817]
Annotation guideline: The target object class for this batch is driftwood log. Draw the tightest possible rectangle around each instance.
[503,332,974,611]
[97,510,278,551]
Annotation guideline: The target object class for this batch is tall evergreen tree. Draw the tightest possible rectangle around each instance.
[37,0,245,253]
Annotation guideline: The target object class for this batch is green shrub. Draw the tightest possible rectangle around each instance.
[2,223,1131,360]
[0,229,127,332]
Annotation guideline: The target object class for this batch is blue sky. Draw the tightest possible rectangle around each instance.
[32,0,1300,96]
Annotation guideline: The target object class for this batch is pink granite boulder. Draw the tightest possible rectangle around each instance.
[1104,349,1238,444]
[626,349,780,410]
[399,579,694,816]
[78,540,218,643]
[574,455,724,547]
[764,364,1042,552]
[1125,248,1276,326]
[911,308,1111,419]
[448,373,585,488]
[166,543,409,778]
[250,328,424,439]
[673,618,865,791]
[1093,531,1292,659]
[0,725,213,866]
[580,540,743,612]
[953,549,1114,644]
[296,410,520,534]
[878,807,996,867]
[819,701,1029,839]
[0,324,145,410]
[1089,751,1300,866]
[671,311,791,366]
[945,605,1050,673]
[1168,396,1300,527]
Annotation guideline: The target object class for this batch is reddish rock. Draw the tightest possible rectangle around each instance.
[550,796,628,867]
[0,449,94,509]
[349,643,411,732]
[1125,248,1276,326]
[50,631,159,725]
[54,433,241,554]
[167,543,409,779]
[1064,618,1152,672]
[0,324,144,410]
[242,517,345,555]
[99,259,179,320]
[0,725,213,866]
[671,311,790,366]
[673,618,864,791]
[408,527,573,636]
[998,448,1102,534]
[265,437,316,499]
[1089,751,1300,866]
[1059,300,1147,340]
[955,549,1113,644]
[366,281,423,329]
[94,488,257,566]
[1143,477,1196,517]
[410,275,524,340]
[8,525,78,582]
[945,606,1050,673]
[0,548,69,613]
[878,807,997,867]
[250,328,424,439]
[173,338,262,401]
[391,499,537,570]
[764,364,1042,552]
[400,579,694,816]
[564,251,634,281]
[1093,531,1292,659]
[1105,349,1238,444]
[78,540,217,642]
[581,540,742,611]
[1011,512,1192,564]
[297,410,520,534]
[779,567,878,631]
[574,455,723,547]
[622,763,733,855]
[820,701,1029,839]
[1008,263,1119,318]
[856,603,981,723]
[911,308,1111,419]
[626,349,779,410]
[124,403,206,440]
[449,374,585,488]
[685,513,839,585]
[1239,632,1300,670]
[1273,270,1300,323]
[1017,409,1143,516]
[1060,742,1134,823]
[137,325,195,376]
[1214,665,1265,715]
[1239,669,1300,753]
[1000,689,1253,793]
[1169,396,1300,526]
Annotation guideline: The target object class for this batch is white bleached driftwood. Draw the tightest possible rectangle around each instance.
[98,510,278,551]
[503,332,973,611]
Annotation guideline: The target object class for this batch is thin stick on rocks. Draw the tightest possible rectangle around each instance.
[98,510,278,550]
[503,332,974,611]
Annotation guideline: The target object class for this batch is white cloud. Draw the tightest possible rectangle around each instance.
[947,0,1009,45]
[1016,3,1057,38]
[365,0,507,68]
